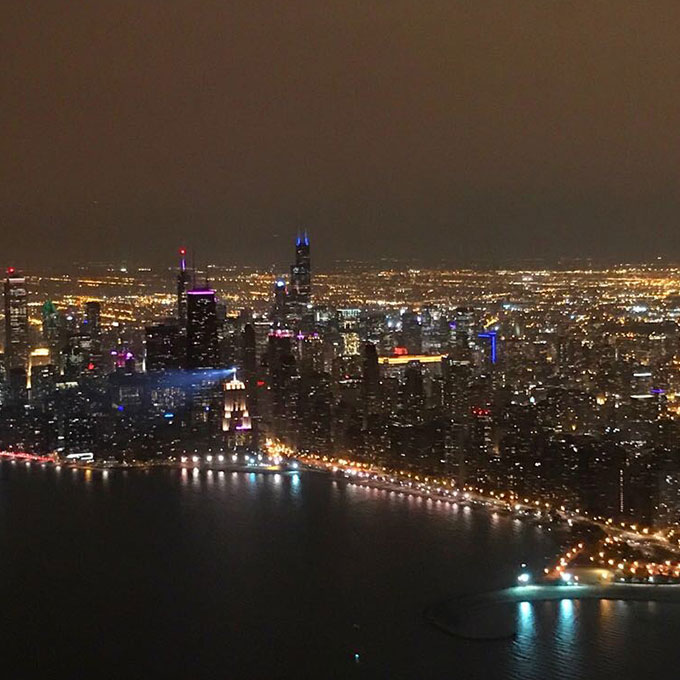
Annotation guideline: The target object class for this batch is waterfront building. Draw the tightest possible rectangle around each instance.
[222,375,252,446]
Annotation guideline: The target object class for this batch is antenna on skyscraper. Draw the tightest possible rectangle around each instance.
[191,248,197,288]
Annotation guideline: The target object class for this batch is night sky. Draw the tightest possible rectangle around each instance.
[3,2,680,268]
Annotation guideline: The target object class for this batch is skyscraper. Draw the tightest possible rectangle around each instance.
[289,232,311,315]
[145,320,182,372]
[241,323,260,446]
[401,310,422,354]
[271,278,288,327]
[186,288,219,370]
[85,301,101,338]
[41,300,59,344]
[222,374,252,446]
[362,342,381,426]
[177,247,189,329]
[4,268,29,371]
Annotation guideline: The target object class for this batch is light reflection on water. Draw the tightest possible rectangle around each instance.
[518,601,535,637]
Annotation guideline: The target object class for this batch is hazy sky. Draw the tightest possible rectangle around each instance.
[3,1,680,268]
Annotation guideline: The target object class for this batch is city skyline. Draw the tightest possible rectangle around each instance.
[5,3,680,675]
[5,231,680,676]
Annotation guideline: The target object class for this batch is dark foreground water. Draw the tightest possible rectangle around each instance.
[1,462,679,679]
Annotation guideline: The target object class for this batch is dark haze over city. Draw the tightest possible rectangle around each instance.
[3,1,680,268]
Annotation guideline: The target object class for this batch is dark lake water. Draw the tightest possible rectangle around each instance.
[1,461,678,678]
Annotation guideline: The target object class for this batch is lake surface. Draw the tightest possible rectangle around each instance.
[1,461,678,678]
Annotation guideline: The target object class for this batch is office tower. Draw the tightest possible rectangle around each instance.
[42,300,60,346]
[241,324,259,445]
[477,331,498,365]
[31,363,59,402]
[145,321,182,372]
[362,342,380,394]
[401,361,425,418]
[338,308,361,356]
[62,334,97,380]
[186,288,219,370]
[442,356,472,421]
[452,307,475,350]
[84,301,101,338]
[242,324,257,380]
[81,301,103,373]
[4,267,29,371]
[28,347,51,391]
[222,375,252,446]
[297,332,324,375]
[271,279,288,326]
[177,247,189,329]
[290,231,311,309]
[362,342,381,424]
[401,310,422,354]
[266,330,299,441]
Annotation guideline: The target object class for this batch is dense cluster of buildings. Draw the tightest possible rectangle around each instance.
[2,243,680,528]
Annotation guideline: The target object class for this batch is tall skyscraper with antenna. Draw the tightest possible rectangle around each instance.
[289,232,311,319]
[177,247,189,329]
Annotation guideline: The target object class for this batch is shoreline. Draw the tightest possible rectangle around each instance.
[425,583,680,640]
[0,453,304,476]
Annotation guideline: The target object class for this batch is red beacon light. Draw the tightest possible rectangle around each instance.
[179,247,187,256]
[7,266,15,275]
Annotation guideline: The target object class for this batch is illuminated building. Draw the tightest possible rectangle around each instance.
[62,334,97,380]
[177,247,189,329]
[41,299,60,348]
[271,279,288,327]
[452,307,475,352]
[186,288,219,370]
[338,308,361,356]
[222,375,252,446]
[4,267,29,371]
[28,347,51,389]
[289,231,311,315]
[380,353,446,367]
[477,331,497,365]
